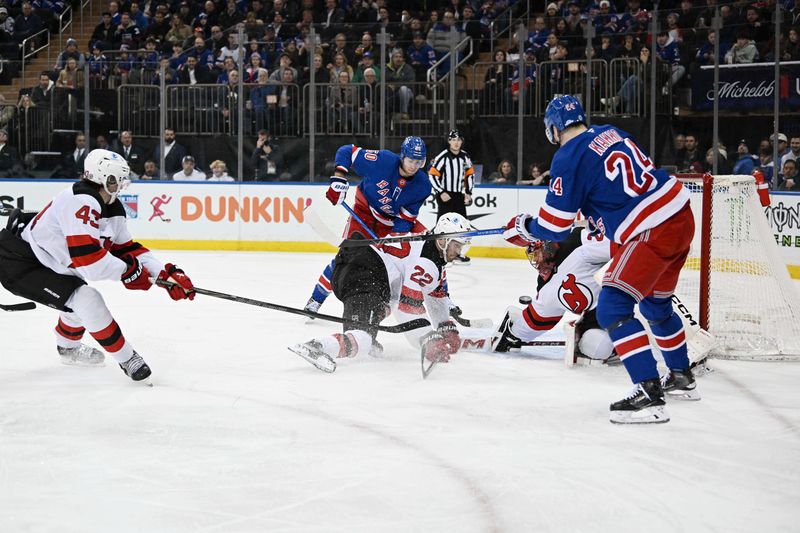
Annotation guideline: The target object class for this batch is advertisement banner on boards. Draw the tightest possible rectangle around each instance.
[692,64,800,111]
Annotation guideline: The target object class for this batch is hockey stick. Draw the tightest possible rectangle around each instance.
[155,280,430,333]
[449,308,493,329]
[0,301,36,312]
[421,348,440,379]
[340,227,505,248]
[341,202,379,239]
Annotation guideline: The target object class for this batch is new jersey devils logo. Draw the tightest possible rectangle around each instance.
[557,273,593,313]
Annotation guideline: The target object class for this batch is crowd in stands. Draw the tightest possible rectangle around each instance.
[0,0,795,182]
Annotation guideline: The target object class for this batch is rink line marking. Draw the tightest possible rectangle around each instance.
[713,368,800,439]
[174,385,503,533]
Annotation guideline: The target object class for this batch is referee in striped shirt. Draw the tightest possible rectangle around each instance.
[429,129,474,263]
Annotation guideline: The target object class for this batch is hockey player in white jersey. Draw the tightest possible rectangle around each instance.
[290,213,471,371]
[492,227,616,361]
[0,149,195,381]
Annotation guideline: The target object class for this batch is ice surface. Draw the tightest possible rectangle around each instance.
[1,251,799,532]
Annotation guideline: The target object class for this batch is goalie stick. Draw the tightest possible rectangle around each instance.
[0,301,36,312]
[156,280,430,333]
[339,227,505,248]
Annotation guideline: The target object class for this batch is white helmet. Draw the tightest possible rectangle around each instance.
[433,212,472,261]
[83,149,131,204]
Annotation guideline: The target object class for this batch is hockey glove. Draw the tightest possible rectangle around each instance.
[121,255,153,291]
[437,320,461,355]
[326,176,349,206]
[158,263,195,300]
[420,331,452,363]
[503,214,535,247]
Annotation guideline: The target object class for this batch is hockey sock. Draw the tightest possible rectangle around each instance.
[54,313,86,348]
[318,330,372,358]
[311,259,335,304]
[64,286,135,363]
[598,287,658,384]
[649,312,690,370]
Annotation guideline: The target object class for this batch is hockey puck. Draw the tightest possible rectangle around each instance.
[519,295,532,305]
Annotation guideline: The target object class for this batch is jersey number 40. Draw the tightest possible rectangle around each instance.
[603,138,657,197]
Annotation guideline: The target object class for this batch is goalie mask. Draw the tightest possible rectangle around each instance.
[526,240,560,281]
[433,213,471,263]
[83,148,131,204]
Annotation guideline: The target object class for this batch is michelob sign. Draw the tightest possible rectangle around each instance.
[692,64,800,111]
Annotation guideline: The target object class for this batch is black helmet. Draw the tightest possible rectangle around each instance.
[448,129,463,141]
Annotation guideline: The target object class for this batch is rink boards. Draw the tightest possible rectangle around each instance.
[3,179,800,275]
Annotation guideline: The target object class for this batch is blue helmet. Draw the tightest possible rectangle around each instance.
[544,95,586,145]
[400,136,427,163]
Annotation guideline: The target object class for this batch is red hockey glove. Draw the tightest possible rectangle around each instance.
[503,214,535,247]
[121,255,153,291]
[437,320,461,355]
[158,263,195,300]
[753,169,770,207]
[421,331,452,363]
[326,175,349,206]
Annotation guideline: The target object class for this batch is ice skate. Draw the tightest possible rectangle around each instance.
[118,351,152,383]
[661,368,700,401]
[57,344,105,366]
[288,340,336,373]
[303,297,322,322]
[609,378,669,424]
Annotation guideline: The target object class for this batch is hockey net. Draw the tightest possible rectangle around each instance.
[676,174,800,361]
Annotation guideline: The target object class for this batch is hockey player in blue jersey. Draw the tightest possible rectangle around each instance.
[304,136,431,313]
[503,95,698,424]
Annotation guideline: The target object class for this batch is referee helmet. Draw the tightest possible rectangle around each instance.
[447,129,463,141]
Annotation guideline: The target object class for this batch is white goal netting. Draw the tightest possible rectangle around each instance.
[677,174,800,361]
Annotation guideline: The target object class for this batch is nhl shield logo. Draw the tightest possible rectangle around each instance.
[119,194,139,219]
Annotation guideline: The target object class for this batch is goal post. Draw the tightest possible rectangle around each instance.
[677,173,800,361]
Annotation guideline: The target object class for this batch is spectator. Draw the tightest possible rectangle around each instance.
[54,38,86,71]
[783,27,800,61]
[406,32,436,82]
[778,159,799,191]
[216,56,236,84]
[518,163,550,186]
[129,2,149,30]
[0,8,13,44]
[57,57,82,88]
[144,10,169,43]
[217,32,242,67]
[113,44,135,83]
[759,148,774,185]
[694,30,727,69]
[460,4,482,48]
[192,35,216,71]
[677,0,697,31]
[595,1,621,35]
[771,132,790,162]
[655,30,684,93]
[172,155,206,180]
[271,12,293,42]
[178,55,212,84]
[0,128,22,178]
[114,12,142,50]
[618,33,642,59]
[705,146,731,174]
[151,56,177,85]
[744,7,771,48]
[219,0,244,29]
[208,159,234,181]
[13,2,43,46]
[509,48,536,113]
[57,132,88,178]
[299,52,330,86]
[114,130,147,177]
[486,159,516,184]
[248,70,273,134]
[90,12,116,49]
[674,134,686,154]
[427,10,463,67]
[676,133,703,171]
[31,72,54,106]
[165,15,191,48]
[732,140,759,175]
[724,32,758,64]
[108,0,121,24]
[385,48,415,120]
[245,39,269,69]
[481,49,512,115]
[250,129,287,180]
[327,33,353,69]
[328,70,357,133]
[665,12,683,44]
[353,51,380,83]
[275,68,299,136]
[87,43,109,87]
[527,16,551,51]
[354,32,378,65]
[321,0,346,41]
[327,52,353,84]
[269,52,297,82]
[0,95,14,128]
[139,159,159,180]
[244,53,268,83]
[780,137,800,178]
[597,34,620,62]
[152,127,188,176]
[95,134,110,151]
[601,46,650,114]
[357,68,378,132]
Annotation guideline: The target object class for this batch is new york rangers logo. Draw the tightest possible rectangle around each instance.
[119,194,139,219]
[557,273,593,313]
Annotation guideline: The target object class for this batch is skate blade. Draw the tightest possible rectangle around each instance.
[288,344,336,373]
[691,359,714,377]
[60,357,106,367]
[666,388,701,401]
[609,405,670,424]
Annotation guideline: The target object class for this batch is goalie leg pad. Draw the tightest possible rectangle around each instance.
[491,308,523,352]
